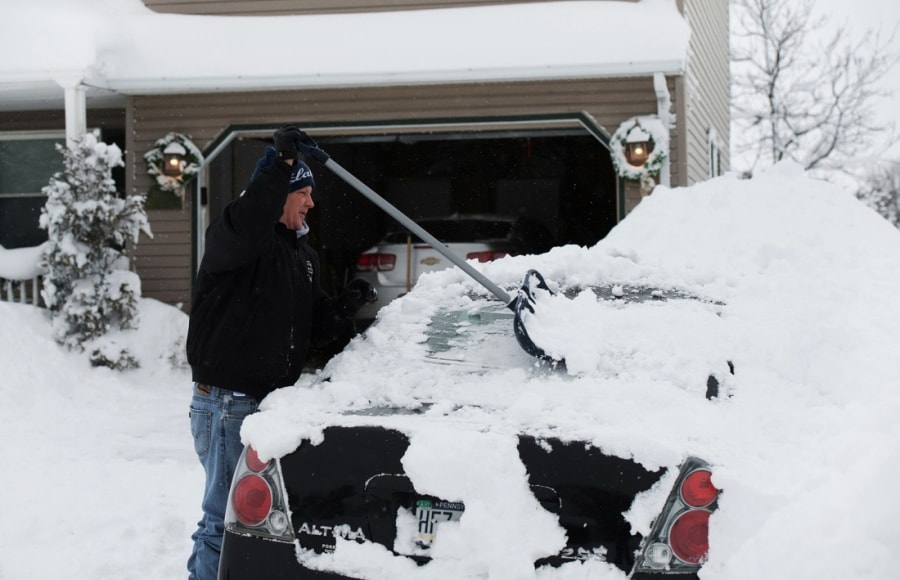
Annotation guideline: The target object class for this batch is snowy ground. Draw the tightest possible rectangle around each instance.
[0,299,196,579]
[1,163,900,579]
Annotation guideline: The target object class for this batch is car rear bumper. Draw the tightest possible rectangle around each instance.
[218,529,700,580]
[219,531,339,580]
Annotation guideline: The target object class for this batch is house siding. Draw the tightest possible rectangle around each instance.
[143,0,634,16]
[129,76,677,310]
[681,0,730,184]
[133,209,193,306]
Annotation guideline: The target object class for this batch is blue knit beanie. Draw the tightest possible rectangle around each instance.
[289,160,315,192]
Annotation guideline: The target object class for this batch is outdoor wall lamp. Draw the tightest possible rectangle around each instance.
[624,123,654,168]
[162,142,187,177]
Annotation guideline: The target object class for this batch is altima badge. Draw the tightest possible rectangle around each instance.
[297,522,366,541]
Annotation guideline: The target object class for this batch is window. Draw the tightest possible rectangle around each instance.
[0,131,65,248]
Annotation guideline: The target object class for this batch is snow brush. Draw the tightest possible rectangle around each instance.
[294,130,559,362]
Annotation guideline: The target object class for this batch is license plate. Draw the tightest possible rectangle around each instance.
[415,499,465,546]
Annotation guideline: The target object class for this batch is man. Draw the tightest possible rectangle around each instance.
[185,125,374,579]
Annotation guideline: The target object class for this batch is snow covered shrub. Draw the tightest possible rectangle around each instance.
[39,130,152,369]
[857,167,900,229]
[89,340,140,371]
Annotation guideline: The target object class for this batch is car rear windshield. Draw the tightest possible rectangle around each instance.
[382,218,513,244]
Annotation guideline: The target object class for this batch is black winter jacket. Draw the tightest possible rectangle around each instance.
[186,150,347,400]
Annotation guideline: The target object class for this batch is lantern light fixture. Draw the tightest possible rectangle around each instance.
[624,123,655,168]
[162,141,187,178]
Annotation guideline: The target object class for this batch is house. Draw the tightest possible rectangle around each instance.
[0,0,729,311]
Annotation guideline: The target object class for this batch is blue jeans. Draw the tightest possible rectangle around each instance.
[187,384,258,580]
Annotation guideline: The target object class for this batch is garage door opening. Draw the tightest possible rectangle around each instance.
[206,125,617,296]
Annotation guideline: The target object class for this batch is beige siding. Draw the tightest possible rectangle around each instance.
[129,77,676,310]
[143,0,634,16]
[681,0,730,184]
[133,209,193,307]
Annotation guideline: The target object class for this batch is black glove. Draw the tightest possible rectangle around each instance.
[273,125,304,164]
[337,278,377,318]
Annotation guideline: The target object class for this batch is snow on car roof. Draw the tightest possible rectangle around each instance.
[242,162,900,579]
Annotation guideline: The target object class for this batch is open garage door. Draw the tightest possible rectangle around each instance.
[203,116,616,295]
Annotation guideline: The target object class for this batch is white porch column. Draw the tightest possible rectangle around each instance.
[653,72,672,188]
[60,79,87,144]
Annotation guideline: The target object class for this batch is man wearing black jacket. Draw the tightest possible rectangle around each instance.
[185,126,374,580]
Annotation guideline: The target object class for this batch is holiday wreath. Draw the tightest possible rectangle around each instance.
[609,116,669,182]
[143,132,203,199]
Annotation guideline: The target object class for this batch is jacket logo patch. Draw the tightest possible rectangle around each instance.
[306,259,314,283]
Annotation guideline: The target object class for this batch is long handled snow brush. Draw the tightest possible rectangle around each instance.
[295,131,559,362]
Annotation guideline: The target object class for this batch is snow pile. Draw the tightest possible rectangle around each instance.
[0,242,47,279]
[244,163,900,579]
[0,298,195,580]
[1,164,899,579]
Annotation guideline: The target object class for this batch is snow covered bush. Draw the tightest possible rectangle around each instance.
[39,130,152,369]
[857,166,900,229]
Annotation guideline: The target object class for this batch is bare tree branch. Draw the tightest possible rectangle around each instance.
[730,0,899,180]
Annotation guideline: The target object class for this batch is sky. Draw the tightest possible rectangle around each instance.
[2,162,899,579]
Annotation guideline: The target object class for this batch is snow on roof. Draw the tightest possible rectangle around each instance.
[0,0,689,110]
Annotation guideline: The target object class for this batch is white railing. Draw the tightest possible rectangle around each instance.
[0,276,42,306]
[0,243,47,307]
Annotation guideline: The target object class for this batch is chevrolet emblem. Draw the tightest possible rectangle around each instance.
[420,257,440,266]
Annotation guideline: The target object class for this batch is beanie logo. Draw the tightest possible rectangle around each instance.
[290,162,316,191]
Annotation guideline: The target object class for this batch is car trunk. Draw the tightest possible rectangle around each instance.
[278,425,666,574]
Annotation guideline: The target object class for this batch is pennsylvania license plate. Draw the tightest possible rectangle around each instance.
[415,499,465,546]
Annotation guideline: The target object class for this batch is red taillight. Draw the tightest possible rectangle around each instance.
[232,474,272,526]
[635,458,719,575]
[466,250,508,263]
[356,253,396,272]
[245,446,270,473]
[355,254,376,272]
[680,469,718,507]
[669,509,711,564]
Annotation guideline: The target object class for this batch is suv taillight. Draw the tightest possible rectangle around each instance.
[224,446,293,542]
[633,457,720,574]
[466,250,508,263]
[356,253,396,272]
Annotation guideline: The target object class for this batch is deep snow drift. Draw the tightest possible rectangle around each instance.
[1,164,899,579]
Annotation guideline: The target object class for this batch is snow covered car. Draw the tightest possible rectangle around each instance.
[220,291,725,580]
[219,164,900,580]
[353,214,553,323]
